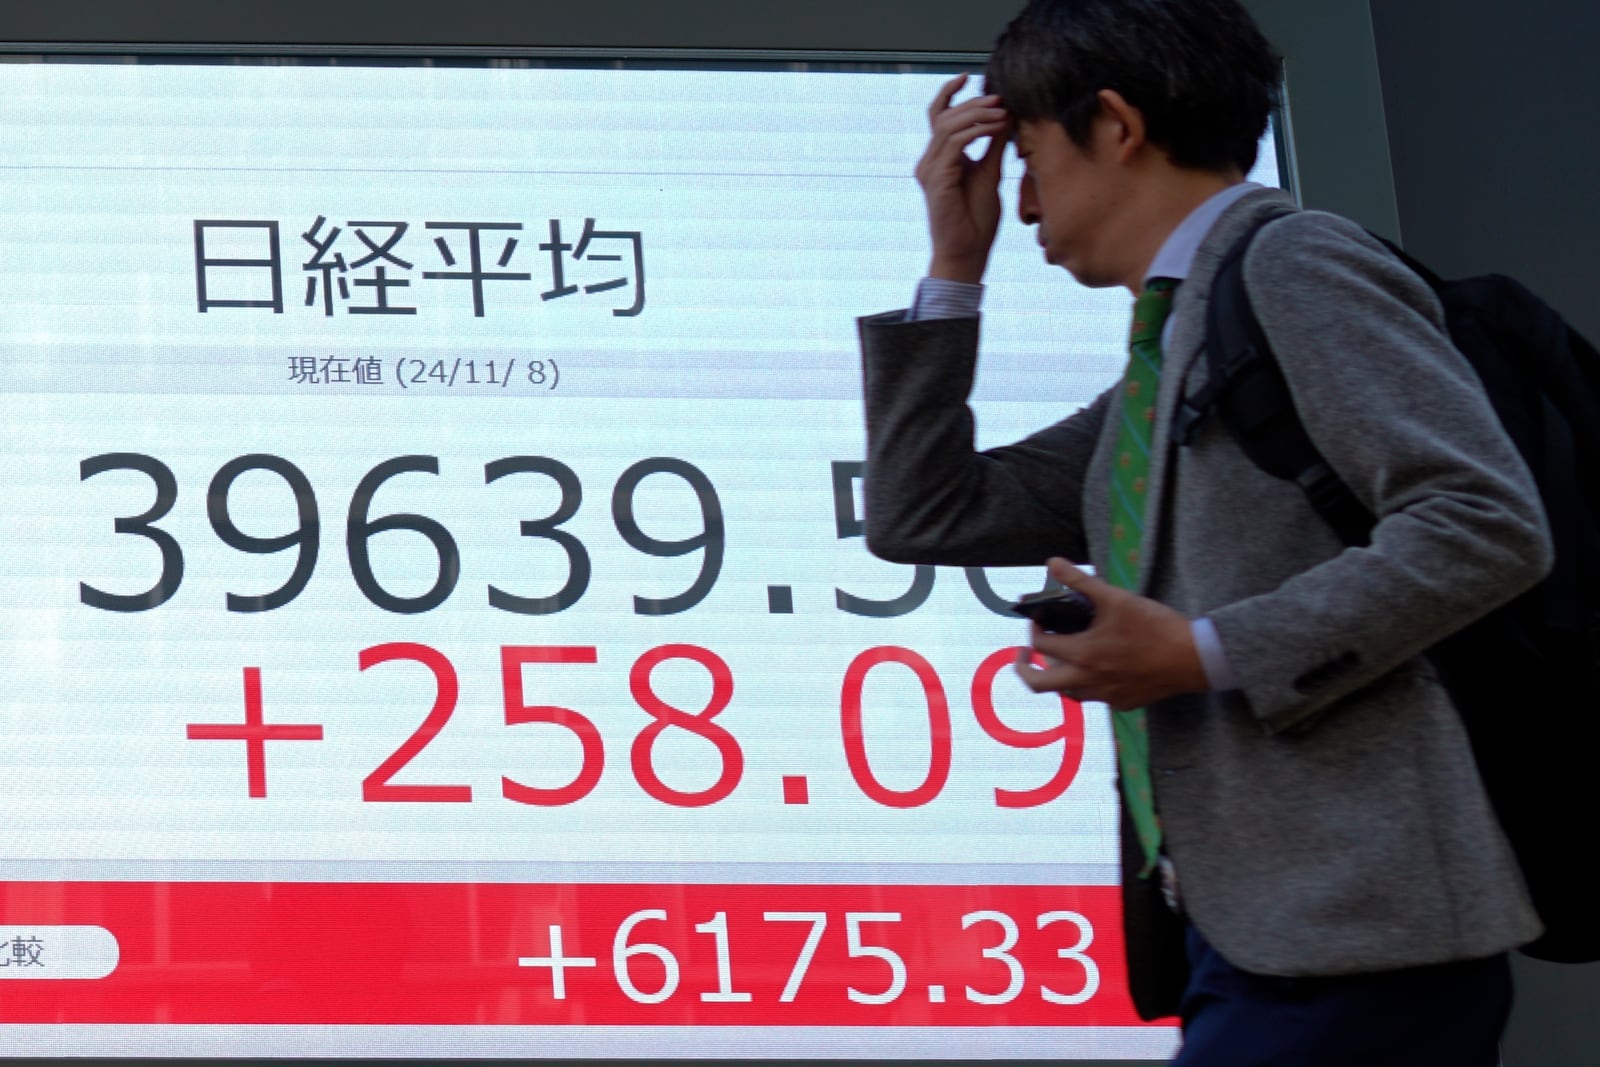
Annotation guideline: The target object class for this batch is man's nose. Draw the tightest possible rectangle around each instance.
[1017,173,1039,225]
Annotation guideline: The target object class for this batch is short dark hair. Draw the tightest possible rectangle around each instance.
[985,0,1281,174]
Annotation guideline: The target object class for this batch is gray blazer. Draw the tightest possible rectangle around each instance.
[858,187,1550,1017]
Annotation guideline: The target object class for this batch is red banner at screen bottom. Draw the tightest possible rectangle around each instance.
[0,881,1154,1026]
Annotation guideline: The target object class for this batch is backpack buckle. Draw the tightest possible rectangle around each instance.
[1171,373,1226,447]
[1171,399,1209,446]
[1296,462,1374,546]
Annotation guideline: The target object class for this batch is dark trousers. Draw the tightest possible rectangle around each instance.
[1172,924,1512,1066]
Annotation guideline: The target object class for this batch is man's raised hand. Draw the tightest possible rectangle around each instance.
[916,73,1009,285]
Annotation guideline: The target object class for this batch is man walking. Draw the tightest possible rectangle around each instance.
[858,1,1551,1061]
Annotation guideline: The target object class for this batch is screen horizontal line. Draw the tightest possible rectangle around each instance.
[0,164,1013,181]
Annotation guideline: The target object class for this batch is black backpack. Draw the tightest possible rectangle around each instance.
[1173,214,1600,964]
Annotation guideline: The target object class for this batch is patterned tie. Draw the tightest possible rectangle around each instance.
[1107,277,1178,877]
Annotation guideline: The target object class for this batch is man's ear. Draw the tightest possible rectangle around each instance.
[1095,88,1148,164]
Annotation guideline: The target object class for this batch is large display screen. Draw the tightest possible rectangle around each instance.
[0,58,1278,1059]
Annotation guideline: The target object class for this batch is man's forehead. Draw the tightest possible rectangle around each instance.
[1011,117,1054,149]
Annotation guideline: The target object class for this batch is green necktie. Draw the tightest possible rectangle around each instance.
[1106,277,1178,877]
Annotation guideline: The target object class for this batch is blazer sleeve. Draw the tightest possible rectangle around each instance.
[1206,212,1554,731]
[858,310,1108,567]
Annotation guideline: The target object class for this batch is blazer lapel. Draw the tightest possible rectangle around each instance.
[1133,187,1298,595]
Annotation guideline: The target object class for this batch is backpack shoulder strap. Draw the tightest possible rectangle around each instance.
[1174,213,1375,547]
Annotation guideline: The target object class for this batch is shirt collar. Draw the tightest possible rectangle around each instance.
[1144,181,1260,286]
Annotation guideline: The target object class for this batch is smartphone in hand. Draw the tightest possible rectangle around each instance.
[1009,587,1095,634]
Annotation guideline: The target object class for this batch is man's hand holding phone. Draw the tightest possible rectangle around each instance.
[1014,558,1209,710]
[1011,586,1097,634]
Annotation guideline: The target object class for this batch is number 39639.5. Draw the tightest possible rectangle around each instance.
[78,452,722,615]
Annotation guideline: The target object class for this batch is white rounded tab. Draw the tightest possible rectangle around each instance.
[0,925,119,979]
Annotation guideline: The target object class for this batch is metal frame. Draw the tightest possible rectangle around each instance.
[0,43,984,63]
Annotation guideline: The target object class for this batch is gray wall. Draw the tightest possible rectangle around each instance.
[1245,0,1399,237]
[2,2,1594,1065]
[1372,0,1600,340]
